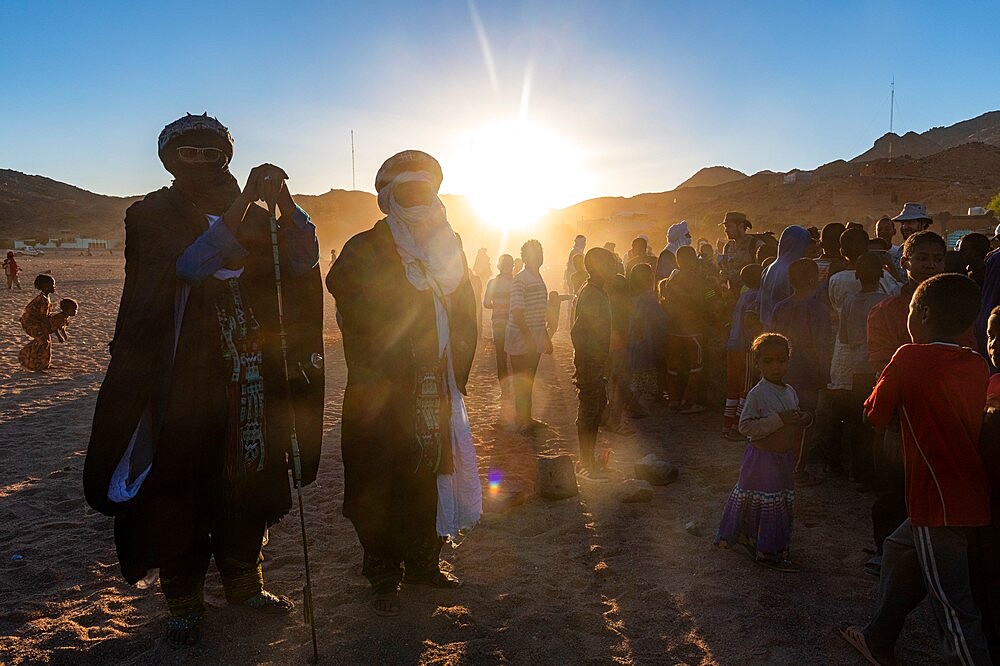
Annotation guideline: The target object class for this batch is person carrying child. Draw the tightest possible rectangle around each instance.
[715,333,812,572]
[723,263,763,441]
[771,258,830,486]
[4,251,22,290]
[841,273,993,666]
[571,247,616,478]
[18,274,56,371]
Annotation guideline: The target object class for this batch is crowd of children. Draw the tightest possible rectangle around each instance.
[476,202,1000,664]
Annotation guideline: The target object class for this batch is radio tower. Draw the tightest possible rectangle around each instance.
[351,130,356,190]
[888,78,895,162]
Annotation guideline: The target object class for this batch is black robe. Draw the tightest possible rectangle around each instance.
[325,219,476,526]
[83,186,324,583]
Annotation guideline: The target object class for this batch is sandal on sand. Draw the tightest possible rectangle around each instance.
[371,590,401,617]
[404,569,462,589]
[236,590,295,614]
[166,611,203,648]
[839,624,894,665]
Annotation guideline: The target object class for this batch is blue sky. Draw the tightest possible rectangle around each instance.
[1,0,997,205]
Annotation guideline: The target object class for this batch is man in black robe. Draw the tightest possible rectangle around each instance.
[84,113,324,646]
[326,150,479,617]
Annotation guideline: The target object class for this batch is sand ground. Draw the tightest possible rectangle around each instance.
[0,255,940,665]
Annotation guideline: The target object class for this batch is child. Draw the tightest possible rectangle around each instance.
[723,263,763,441]
[3,251,22,290]
[841,273,992,666]
[572,248,616,477]
[771,258,830,485]
[837,252,889,488]
[18,274,56,371]
[49,298,79,342]
[864,231,950,576]
[715,333,811,572]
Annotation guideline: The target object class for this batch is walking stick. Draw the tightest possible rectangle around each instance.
[268,200,320,663]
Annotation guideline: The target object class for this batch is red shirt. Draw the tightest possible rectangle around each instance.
[866,285,977,370]
[865,343,990,527]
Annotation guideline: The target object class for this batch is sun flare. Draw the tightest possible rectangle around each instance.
[447,120,590,231]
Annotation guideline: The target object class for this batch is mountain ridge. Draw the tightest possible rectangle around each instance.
[3,109,999,251]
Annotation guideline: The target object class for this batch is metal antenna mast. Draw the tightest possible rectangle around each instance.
[888,77,895,162]
[351,130,356,190]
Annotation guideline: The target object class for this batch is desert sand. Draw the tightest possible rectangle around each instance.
[0,255,941,665]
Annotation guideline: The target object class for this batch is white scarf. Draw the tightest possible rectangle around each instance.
[383,172,465,298]
[382,171,482,538]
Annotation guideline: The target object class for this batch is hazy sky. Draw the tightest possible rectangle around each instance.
[2,0,998,207]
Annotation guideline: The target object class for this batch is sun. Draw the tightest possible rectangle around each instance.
[447,120,590,230]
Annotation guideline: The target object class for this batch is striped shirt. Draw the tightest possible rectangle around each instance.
[505,270,548,355]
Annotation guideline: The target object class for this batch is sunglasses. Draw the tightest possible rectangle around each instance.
[176,146,227,164]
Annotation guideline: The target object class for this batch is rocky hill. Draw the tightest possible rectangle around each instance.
[3,109,1000,256]
[852,110,1000,163]
[676,166,747,189]
[0,170,139,245]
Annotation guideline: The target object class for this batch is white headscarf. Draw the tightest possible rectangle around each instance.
[382,171,465,298]
[380,170,481,538]
[665,220,692,255]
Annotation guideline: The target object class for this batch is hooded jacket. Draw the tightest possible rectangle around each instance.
[758,225,813,328]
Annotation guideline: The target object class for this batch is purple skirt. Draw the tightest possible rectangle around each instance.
[714,445,795,562]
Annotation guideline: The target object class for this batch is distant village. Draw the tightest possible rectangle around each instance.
[4,230,119,255]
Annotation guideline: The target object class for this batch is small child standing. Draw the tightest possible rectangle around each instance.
[3,251,22,290]
[841,273,992,666]
[571,248,616,477]
[723,263,763,441]
[715,333,812,572]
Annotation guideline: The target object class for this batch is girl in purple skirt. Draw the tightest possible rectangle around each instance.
[715,333,812,572]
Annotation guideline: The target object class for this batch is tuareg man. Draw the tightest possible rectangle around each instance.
[83,113,324,646]
[656,220,691,281]
[326,150,481,617]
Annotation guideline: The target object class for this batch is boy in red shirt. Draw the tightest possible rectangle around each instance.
[843,273,991,665]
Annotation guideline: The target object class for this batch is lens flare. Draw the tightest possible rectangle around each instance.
[447,120,591,231]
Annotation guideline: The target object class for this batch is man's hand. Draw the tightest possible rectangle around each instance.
[245,163,290,210]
